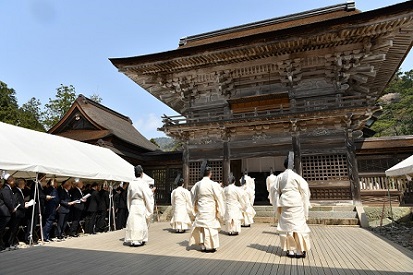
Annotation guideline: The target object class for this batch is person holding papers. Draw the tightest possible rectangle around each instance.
[56,181,76,240]
[8,178,27,248]
[69,179,87,237]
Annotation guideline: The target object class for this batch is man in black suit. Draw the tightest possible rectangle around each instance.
[69,179,86,237]
[84,183,101,234]
[56,181,75,239]
[96,183,110,232]
[0,174,16,251]
[8,178,27,248]
[42,179,59,242]
[115,182,128,230]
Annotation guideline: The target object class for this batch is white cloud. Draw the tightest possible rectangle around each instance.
[133,113,166,139]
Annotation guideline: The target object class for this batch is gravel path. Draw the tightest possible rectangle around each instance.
[369,221,413,252]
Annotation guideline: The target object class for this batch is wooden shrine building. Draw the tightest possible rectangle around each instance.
[110,2,413,204]
[48,95,182,202]
[48,95,159,165]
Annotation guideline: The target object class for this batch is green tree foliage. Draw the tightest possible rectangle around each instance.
[152,137,182,151]
[89,93,102,103]
[43,84,77,130]
[0,81,19,125]
[149,138,160,148]
[372,70,413,136]
[18,97,46,132]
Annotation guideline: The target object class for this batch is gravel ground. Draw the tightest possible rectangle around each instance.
[369,221,413,252]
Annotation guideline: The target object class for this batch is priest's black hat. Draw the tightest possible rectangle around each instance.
[173,173,182,187]
[228,173,235,184]
[200,159,211,178]
[134,165,143,177]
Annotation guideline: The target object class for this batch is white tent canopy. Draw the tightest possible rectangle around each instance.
[0,122,141,182]
[385,155,413,178]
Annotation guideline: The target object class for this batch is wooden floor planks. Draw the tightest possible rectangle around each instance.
[1,222,413,275]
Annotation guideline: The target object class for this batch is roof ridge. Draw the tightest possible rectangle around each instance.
[77,94,133,124]
[179,1,355,46]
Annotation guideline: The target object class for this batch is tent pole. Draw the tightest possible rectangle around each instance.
[36,178,44,243]
[108,182,113,232]
[28,174,39,246]
[110,182,116,231]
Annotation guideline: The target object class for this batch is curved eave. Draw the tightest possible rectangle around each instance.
[110,1,413,70]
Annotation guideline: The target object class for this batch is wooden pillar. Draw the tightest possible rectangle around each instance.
[182,143,190,189]
[346,129,361,204]
[223,141,230,186]
[291,119,302,174]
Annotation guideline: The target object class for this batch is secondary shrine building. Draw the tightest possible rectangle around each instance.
[110,2,413,204]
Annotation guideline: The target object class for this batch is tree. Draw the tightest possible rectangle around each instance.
[0,81,19,125]
[43,84,77,130]
[18,97,45,132]
[89,93,102,103]
[149,138,160,148]
[372,69,413,136]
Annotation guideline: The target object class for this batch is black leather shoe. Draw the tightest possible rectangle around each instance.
[286,250,296,258]
[296,251,306,258]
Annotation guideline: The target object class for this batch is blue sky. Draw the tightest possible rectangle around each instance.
[1,0,412,139]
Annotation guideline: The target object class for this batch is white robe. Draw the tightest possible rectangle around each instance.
[189,176,225,250]
[240,175,256,225]
[266,174,277,201]
[124,177,154,243]
[223,184,246,234]
[170,186,193,230]
[270,169,311,253]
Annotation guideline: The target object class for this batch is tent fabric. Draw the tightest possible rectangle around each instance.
[0,122,144,182]
[385,155,413,177]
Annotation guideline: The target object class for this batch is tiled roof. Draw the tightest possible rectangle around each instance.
[49,95,159,152]
[179,2,359,48]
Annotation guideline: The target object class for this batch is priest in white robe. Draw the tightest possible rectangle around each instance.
[124,165,155,247]
[189,164,225,253]
[240,174,256,226]
[270,158,311,258]
[223,174,246,235]
[266,169,277,201]
[170,178,193,233]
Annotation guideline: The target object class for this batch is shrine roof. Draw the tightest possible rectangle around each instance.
[110,1,413,115]
[110,1,412,68]
[49,95,158,152]
[178,2,359,48]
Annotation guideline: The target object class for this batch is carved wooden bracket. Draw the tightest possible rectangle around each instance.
[215,71,234,98]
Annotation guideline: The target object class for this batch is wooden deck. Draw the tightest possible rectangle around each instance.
[1,222,412,274]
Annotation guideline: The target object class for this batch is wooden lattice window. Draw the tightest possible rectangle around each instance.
[189,160,222,186]
[301,154,348,181]
[358,158,400,173]
[146,168,181,204]
[148,169,166,202]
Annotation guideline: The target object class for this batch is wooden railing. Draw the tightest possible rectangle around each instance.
[359,173,409,191]
[359,173,411,205]
[161,95,369,126]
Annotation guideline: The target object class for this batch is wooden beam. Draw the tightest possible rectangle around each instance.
[183,143,190,188]
[223,141,230,186]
